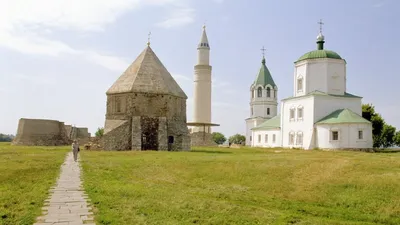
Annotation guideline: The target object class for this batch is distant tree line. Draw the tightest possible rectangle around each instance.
[0,133,14,142]
[212,132,245,145]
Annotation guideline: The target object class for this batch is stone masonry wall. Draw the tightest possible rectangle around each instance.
[102,120,131,150]
[190,132,218,147]
[104,92,190,151]
[12,118,70,146]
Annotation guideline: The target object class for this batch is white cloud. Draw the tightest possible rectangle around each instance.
[0,0,195,70]
[84,52,130,72]
[172,73,191,82]
[156,7,195,29]
[212,78,230,88]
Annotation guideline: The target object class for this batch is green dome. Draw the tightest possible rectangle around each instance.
[296,50,342,62]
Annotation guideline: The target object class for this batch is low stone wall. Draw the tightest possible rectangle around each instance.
[190,132,217,146]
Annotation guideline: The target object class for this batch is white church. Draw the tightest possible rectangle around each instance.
[246,30,373,150]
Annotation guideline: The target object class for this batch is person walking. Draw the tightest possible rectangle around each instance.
[72,139,80,162]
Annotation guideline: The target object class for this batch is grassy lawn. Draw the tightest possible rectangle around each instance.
[81,147,400,225]
[0,142,69,225]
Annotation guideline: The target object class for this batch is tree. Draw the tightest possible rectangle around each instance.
[0,133,14,142]
[95,127,104,137]
[381,124,396,148]
[212,132,226,145]
[229,134,246,145]
[394,131,400,147]
[362,104,385,148]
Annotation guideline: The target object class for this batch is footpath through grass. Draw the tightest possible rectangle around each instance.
[0,143,69,225]
[81,147,400,225]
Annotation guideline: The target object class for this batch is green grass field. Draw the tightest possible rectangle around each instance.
[1,143,400,225]
[80,147,400,225]
[0,143,69,225]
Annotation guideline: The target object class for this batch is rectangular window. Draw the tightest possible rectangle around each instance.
[265,134,268,143]
[296,133,303,145]
[289,133,295,145]
[358,130,363,140]
[258,135,261,143]
[297,108,303,119]
[290,109,295,120]
[267,108,270,115]
[332,131,339,141]
[297,78,303,91]
[273,134,276,143]
[115,97,122,113]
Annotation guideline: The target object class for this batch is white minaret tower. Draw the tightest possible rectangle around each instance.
[188,25,219,146]
[193,25,212,130]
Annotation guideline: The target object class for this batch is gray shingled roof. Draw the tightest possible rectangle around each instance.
[106,46,187,99]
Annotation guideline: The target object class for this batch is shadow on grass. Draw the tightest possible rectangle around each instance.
[190,150,233,154]
[374,149,400,153]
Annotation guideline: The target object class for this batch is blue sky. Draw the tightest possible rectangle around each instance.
[0,0,399,138]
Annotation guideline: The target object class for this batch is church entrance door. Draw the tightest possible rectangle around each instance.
[140,117,159,150]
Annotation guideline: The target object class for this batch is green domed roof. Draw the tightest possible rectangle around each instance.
[296,50,342,62]
[295,32,344,63]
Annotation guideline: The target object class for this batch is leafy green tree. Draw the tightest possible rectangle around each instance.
[212,132,226,145]
[381,124,396,148]
[95,127,104,137]
[394,131,400,147]
[229,134,246,145]
[362,104,385,148]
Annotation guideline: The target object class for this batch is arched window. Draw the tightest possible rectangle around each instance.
[267,108,270,115]
[266,87,271,97]
[257,87,262,97]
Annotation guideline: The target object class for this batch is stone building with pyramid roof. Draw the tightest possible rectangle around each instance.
[102,44,191,151]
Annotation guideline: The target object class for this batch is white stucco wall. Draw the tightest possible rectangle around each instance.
[281,96,315,149]
[315,123,373,149]
[313,95,362,122]
[245,118,266,146]
[294,59,346,97]
[252,129,281,148]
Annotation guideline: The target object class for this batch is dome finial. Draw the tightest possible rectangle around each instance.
[260,46,266,64]
[147,31,151,46]
[316,19,325,50]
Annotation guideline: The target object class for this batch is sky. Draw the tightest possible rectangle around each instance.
[0,0,399,138]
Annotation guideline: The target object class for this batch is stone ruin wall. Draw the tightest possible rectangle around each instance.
[190,132,218,146]
[12,118,70,146]
[12,118,91,146]
[103,92,191,151]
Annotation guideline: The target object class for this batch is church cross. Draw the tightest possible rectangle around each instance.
[260,46,266,57]
[318,19,324,33]
[147,31,152,46]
